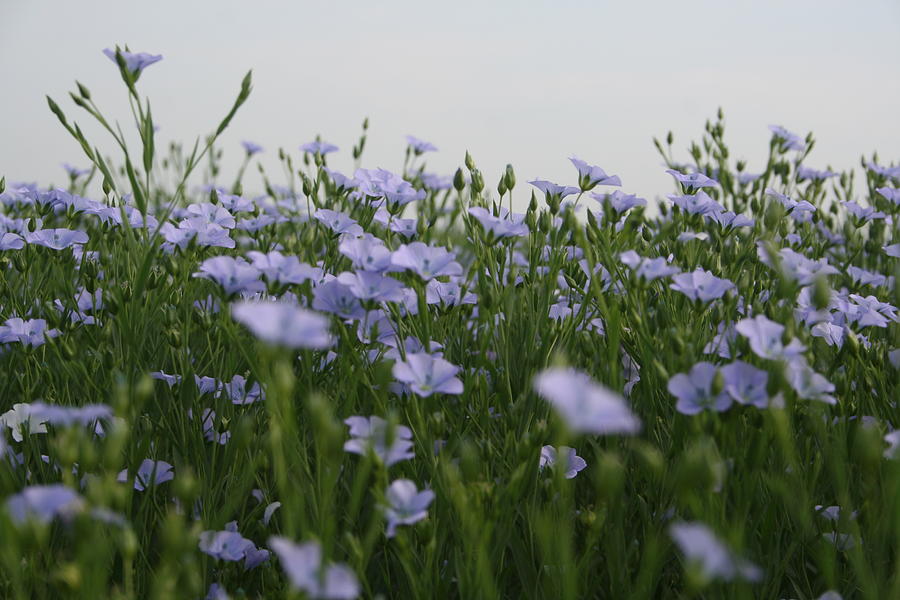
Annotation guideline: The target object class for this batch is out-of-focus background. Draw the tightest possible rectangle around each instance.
[1,0,898,206]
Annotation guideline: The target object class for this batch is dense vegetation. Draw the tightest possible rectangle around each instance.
[0,48,898,599]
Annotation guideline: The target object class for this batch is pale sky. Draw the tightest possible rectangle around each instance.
[2,0,899,209]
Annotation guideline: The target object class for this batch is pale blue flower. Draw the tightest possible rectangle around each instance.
[382,479,435,538]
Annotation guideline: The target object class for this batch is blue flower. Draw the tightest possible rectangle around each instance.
[533,368,641,435]
[231,299,334,349]
[382,479,435,538]
[268,537,360,599]
[103,47,162,76]
[392,353,463,397]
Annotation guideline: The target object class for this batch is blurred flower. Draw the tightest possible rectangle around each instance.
[785,357,836,404]
[736,314,806,361]
[6,484,84,524]
[241,141,264,156]
[268,537,360,599]
[392,353,463,397]
[300,140,339,155]
[533,367,641,435]
[382,479,435,538]
[231,299,333,349]
[666,169,718,190]
[768,124,805,151]
[669,521,763,582]
[343,415,415,467]
[406,135,438,153]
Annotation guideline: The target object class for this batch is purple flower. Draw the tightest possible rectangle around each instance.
[670,269,735,303]
[618,250,679,281]
[539,446,587,479]
[425,279,477,307]
[706,210,754,229]
[533,368,641,435]
[667,362,732,415]
[343,416,414,467]
[876,187,900,205]
[324,168,357,191]
[336,271,407,303]
[194,256,265,295]
[848,294,898,328]
[570,157,621,191]
[0,318,60,347]
[843,201,885,223]
[354,168,425,208]
[241,141,264,156]
[736,172,761,185]
[720,361,769,408]
[669,521,763,582]
[467,207,529,238]
[769,124,806,151]
[314,209,364,237]
[382,479,435,538]
[185,202,236,229]
[338,235,394,272]
[103,47,162,75]
[28,402,113,426]
[220,375,265,405]
[765,188,816,215]
[117,459,174,491]
[392,353,463,397]
[667,191,724,215]
[300,140,339,155]
[231,299,333,349]
[590,190,646,213]
[391,242,463,280]
[786,357,836,404]
[268,537,360,599]
[797,166,837,182]
[246,251,320,285]
[406,135,438,153]
[811,322,845,348]
[312,279,366,320]
[0,232,25,250]
[757,245,839,285]
[666,169,718,190]
[6,484,84,524]
[528,180,580,200]
[25,228,88,250]
[735,314,806,361]
[62,163,91,178]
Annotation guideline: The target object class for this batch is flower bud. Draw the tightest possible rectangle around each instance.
[453,168,465,192]
[504,164,516,190]
[464,151,475,171]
